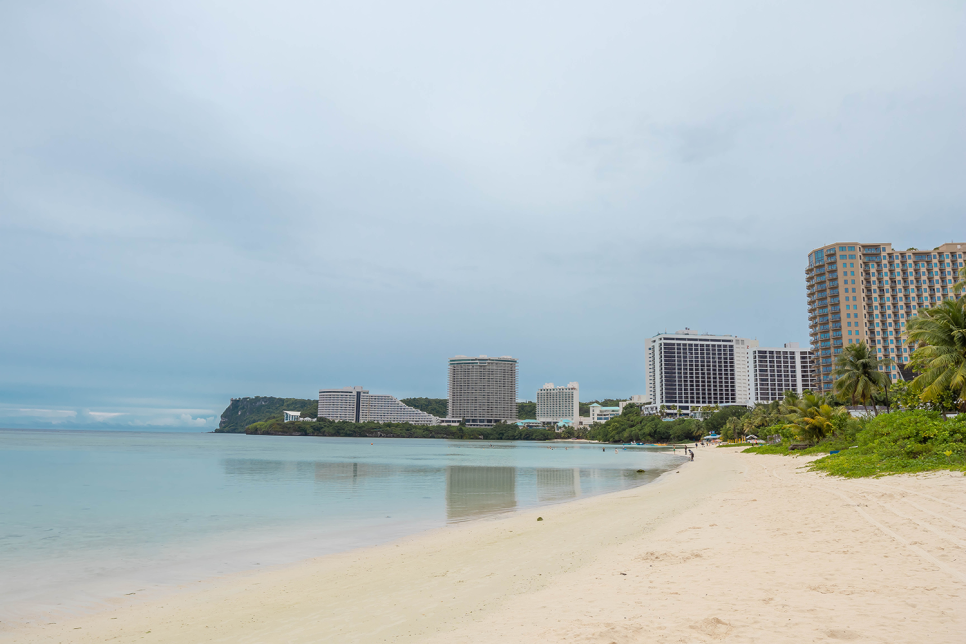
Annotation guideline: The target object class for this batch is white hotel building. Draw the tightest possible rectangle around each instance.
[536,382,579,423]
[644,329,818,416]
[318,387,439,425]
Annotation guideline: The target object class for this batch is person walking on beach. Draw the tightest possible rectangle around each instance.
[689,449,694,461]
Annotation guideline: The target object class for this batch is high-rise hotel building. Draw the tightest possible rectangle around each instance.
[447,356,518,427]
[644,329,817,416]
[806,242,965,392]
[536,382,579,422]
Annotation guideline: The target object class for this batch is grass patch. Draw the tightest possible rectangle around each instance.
[742,444,793,455]
[809,450,966,478]
[744,411,966,477]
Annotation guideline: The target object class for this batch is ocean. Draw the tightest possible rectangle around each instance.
[0,429,684,623]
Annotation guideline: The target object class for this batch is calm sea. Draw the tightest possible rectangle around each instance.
[0,430,683,623]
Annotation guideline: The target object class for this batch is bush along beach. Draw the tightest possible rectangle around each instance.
[742,297,966,477]
[744,410,966,477]
[245,418,561,441]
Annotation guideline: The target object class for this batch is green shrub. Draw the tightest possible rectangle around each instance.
[809,411,966,477]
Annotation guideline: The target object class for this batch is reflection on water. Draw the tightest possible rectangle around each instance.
[222,459,415,484]
[221,458,317,479]
[446,466,516,521]
[311,461,403,483]
[536,468,580,503]
[221,460,666,523]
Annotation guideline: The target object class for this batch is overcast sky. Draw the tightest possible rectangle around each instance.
[2,1,964,430]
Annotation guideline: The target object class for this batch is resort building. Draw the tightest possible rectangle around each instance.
[645,329,746,413]
[318,387,439,425]
[751,343,819,403]
[644,329,817,416]
[806,242,965,392]
[447,355,518,428]
[589,403,621,424]
[282,410,302,422]
[536,382,579,423]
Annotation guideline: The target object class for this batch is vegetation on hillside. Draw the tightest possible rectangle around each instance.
[217,396,317,433]
[517,401,537,418]
[401,397,448,418]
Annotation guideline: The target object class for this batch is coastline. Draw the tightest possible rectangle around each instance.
[5,448,965,643]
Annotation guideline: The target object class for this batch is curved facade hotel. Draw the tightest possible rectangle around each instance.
[318,387,439,425]
[806,242,965,392]
[447,356,517,428]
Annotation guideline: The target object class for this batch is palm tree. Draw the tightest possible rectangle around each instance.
[783,392,842,443]
[724,416,743,442]
[742,405,770,438]
[781,390,801,409]
[905,298,966,411]
[954,265,966,298]
[832,342,893,415]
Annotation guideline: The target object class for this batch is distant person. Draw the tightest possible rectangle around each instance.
[690,450,694,461]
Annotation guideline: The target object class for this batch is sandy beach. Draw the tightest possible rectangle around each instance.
[5,447,964,643]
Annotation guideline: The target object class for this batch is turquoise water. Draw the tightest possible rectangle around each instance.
[0,430,684,622]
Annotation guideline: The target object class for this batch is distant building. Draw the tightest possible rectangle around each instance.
[318,387,439,425]
[644,329,817,417]
[751,343,819,403]
[447,356,518,428]
[536,382,579,423]
[590,403,620,424]
[618,395,651,412]
[806,242,965,391]
[283,410,302,422]
[645,329,749,414]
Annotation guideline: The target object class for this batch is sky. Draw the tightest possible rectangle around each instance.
[2,1,964,430]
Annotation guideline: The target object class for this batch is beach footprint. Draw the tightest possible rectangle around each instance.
[689,617,732,639]
[825,629,860,640]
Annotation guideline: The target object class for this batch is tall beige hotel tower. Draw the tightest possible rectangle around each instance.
[806,241,965,393]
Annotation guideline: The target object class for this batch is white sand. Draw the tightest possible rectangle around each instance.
[5,448,964,643]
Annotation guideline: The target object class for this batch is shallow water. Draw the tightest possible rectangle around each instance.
[0,429,684,622]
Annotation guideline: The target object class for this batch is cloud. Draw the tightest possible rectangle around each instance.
[0,408,78,423]
[0,404,217,430]
[0,0,964,414]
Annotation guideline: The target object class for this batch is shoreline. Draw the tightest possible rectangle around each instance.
[5,449,965,643]
[0,444,685,632]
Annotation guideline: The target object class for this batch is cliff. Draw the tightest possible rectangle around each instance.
[217,396,318,433]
